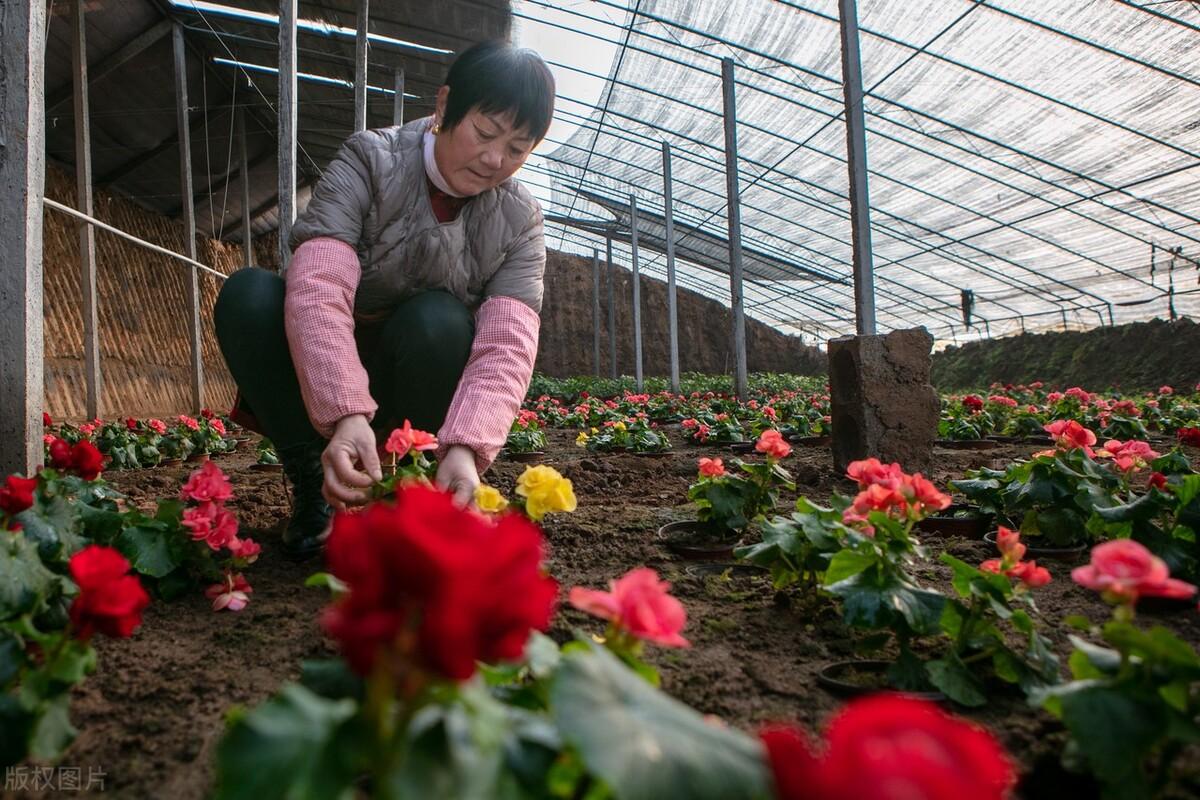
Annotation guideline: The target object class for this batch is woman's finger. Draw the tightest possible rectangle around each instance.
[323,461,369,506]
[328,446,375,488]
[355,436,383,482]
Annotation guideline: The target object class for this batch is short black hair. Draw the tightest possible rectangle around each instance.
[441,41,556,143]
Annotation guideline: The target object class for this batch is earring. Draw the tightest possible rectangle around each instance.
[432,122,442,134]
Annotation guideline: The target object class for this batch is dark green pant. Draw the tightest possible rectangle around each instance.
[213,267,475,450]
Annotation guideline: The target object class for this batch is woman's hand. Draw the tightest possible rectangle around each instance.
[322,414,383,509]
[436,445,479,508]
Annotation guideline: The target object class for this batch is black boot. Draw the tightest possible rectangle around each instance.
[277,439,332,560]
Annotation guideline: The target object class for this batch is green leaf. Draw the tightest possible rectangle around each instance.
[886,583,946,635]
[0,692,36,768]
[1059,685,1164,793]
[45,639,96,686]
[0,536,59,619]
[77,503,125,547]
[940,553,982,598]
[214,683,360,800]
[823,550,876,585]
[926,656,987,707]
[1064,615,1093,632]
[27,693,77,761]
[298,659,363,703]
[0,630,25,686]
[825,572,884,628]
[551,643,769,800]
[1068,634,1122,675]
[304,572,349,594]
[116,524,184,579]
[16,493,84,563]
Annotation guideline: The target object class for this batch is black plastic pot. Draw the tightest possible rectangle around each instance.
[816,660,945,701]
[632,450,672,458]
[916,504,992,539]
[728,441,755,454]
[657,520,740,561]
[249,462,283,473]
[983,531,1087,561]
[503,450,545,463]
[683,563,768,579]
[787,434,831,447]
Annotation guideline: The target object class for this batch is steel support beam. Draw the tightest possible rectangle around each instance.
[355,0,369,132]
[238,107,254,266]
[278,0,298,271]
[606,234,616,379]
[592,249,601,376]
[73,0,102,419]
[838,0,876,335]
[393,68,405,126]
[721,58,749,399]
[662,140,680,394]
[1,0,46,475]
[630,195,644,391]
[174,24,204,412]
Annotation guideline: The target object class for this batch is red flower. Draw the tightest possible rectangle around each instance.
[68,546,151,639]
[180,461,234,504]
[125,417,139,431]
[384,419,439,458]
[210,418,226,435]
[1177,427,1200,448]
[200,408,215,419]
[43,412,53,427]
[697,457,726,478]
[70,440,105,480]
[0,475,38,516]
[1009,560,1052,589]
[846,458,903,490]
[1072,539,1196,605]
[322,485,557,681]
[178,415,200,431]
[1043,419,1097,452]
[760,694,1015,800]
[996,526,1026,563]
[48,437,72,470]
[1148,472,1168,491]
[1098,440,1159,473]
[182,502,239,550]
[899,473,951,516]
[755,429,791,459]
[988,395,1018,408]
[568,567,690,648]
[962,394,984,412]
[227,537,261,563]
[147,418,167,435]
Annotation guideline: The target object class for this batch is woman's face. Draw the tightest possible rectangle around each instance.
[432,86,538,196]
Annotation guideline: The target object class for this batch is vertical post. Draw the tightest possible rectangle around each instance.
[838,0,877,336]
[278,0,298,272]
[630,195,643,392]
[1061,308,1068,330]
[592,249,601,376]
[173,24,204,413]
[393,68,405,126]
[354,0,369,133]
[0,0,46,475]
[721,58,749,400]
[238,106,254,266]
[662,140,680,394]
[606,233,616,379]
[73,0,101,419]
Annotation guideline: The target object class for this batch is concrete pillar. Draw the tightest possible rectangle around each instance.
[827,328,939,473]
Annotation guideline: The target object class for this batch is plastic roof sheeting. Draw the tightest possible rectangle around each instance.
[536,0,1200,345]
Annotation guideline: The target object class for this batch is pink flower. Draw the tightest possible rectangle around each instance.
[996,526,1026,562]
[384,419,439,458]
[1046,391,1064,403]
[1072,539,1197,605]
[755,429,791,460]
[697,457,726,478]
[205,573,252,612]
[1065,387,1091,406]
[147,418,167,435]
[846,458,904,490]
[79,423,96,436]
[210,418,226,435]
[900,473,951,516]
[181,502,239,550]
[227,537,261,563]
[1043,419,1097,452]
[1159,385,1174,395]
[1098,440,1159,473]
[1009,560,1052,589]
[178,415,199,431]
[180,461,233,503]
[988,395,1018,408]
[568,567,690,647]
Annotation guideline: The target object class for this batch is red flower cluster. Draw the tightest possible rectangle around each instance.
[756,429,791,460]
[988,395,1018,408]
[569,567,689,648]
[842,458,951,529]
[384,419,439,458]
[962,394,984,413]
[1177,427,1200,448]
[178,462,256,572]
[1072,539,1196,606]
[1097,439,1159,473]
[322,485,557,682]
[697,457,725,478]
[46,438,105,481]
[0,475,38,517]
[68,546,151,640]
[1043,420,1097,453]
[980,527,1051,589]
[760,694,1015,800]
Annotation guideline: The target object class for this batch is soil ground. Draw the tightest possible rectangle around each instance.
[8,431,1200,799]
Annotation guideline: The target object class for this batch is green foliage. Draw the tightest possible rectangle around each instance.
[687,458,792,537]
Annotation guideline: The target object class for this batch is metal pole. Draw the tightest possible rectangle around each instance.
[393,68,405,126]
[630,195,643,391]
[592,249,601,376]
[73,0,101,419]
[238,106,254,266]
[173,24,204,413]
[721,58,749,399]
[0,0,46,475]
[354,0,369,132]
[278,0,298,272]
[662,140,680,394]
[606,233,616,379]
[838,0,877,336]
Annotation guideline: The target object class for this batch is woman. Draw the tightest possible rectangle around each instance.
[214,41,555,558]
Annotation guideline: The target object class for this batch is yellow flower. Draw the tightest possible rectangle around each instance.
[576,431,590,447]
[474,484,509,514]
[590,426,599,434]
[516,465,577,521]
[614,421,627,432]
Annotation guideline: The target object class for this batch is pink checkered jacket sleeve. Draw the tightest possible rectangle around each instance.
[283,237,377,439]
[437,296,540,474]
